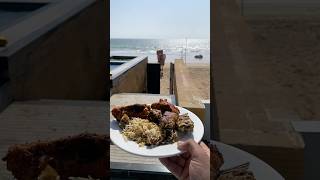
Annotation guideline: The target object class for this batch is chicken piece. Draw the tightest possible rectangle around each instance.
[159,111,179,129]
[111,106,123,121]
[111,104,151,121]
[151,99,180,114]
[148,109,162,123]
[2,133,109,180]
[176,113,194,132]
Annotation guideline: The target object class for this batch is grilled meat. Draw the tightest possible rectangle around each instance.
[112,104,151,121]
[148,109,162,123]
[151,99,180,114]
[159,111,179,129]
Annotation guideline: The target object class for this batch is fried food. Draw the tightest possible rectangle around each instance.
[159,111,179,129]
[2,133,109,180]
[111,104,151,121]
[148,109,162,123]
[177,113,194,132]
[112,99,195,146]
[151,99,180,114]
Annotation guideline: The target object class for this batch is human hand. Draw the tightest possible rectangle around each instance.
[159,140,210,180]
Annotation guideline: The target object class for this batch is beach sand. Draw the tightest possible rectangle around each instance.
[160,63,210,100]
[246,17,320,120]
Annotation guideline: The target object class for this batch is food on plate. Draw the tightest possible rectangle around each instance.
[159,111,179,129]
[177,113,194,132]
[2,133,109,180]
[119,114,130,129]
[111,99,194,146]
[161,129,178,144]
[112,104,151,121]
[148,109,162,123]
[151,99,180,114]
[204,141,256,180]
[122,118,163,146]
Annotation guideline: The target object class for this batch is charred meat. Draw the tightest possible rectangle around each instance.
[159,111,179,129]
[151,99,180,114]
[148,109,162,123]
[112,104,151,121]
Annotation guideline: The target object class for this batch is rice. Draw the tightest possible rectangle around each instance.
[122,118,162,146]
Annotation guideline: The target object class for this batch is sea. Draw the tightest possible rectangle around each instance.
[110,38,210,64]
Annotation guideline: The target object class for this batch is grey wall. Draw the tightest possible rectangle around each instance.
[111,58,148,95]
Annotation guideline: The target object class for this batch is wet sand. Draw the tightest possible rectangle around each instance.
[160,63,210,100]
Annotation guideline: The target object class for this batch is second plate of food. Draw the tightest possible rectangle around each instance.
[110,103,204,158]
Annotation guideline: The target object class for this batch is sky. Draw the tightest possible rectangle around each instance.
[110,0,210,39]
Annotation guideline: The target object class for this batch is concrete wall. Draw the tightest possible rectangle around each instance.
[7,0,107,100]
[111,58,148,95]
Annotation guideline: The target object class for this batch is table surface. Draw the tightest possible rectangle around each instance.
[109,93,284,180]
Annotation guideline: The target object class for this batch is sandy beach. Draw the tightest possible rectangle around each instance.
[246,17,320,120]
[160,63,210,100]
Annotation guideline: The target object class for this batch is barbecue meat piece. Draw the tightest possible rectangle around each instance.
[148,109,162,123]
[161,129,178,144]
[151,99,180,114]
[2,133,109,180]
[159,111,179,129]
[111,104,151,121]
[176,113,194,132]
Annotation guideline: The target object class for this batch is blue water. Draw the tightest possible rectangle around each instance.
[110,39,210,64]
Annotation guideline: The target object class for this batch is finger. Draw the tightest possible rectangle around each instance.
[199,142,210,156]
[178,139,201,156]
[180,157,191,180]
[170,156,186,167]
[181,152,191,159]
[159,158,182,178]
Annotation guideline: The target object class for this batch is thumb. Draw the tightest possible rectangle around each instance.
[178,139,200,155]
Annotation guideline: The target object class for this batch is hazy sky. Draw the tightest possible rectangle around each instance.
[110,0,210,39]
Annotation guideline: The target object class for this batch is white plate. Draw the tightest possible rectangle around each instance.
[110,106,204,158]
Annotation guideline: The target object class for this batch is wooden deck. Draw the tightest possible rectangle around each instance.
[0,100,107,178]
